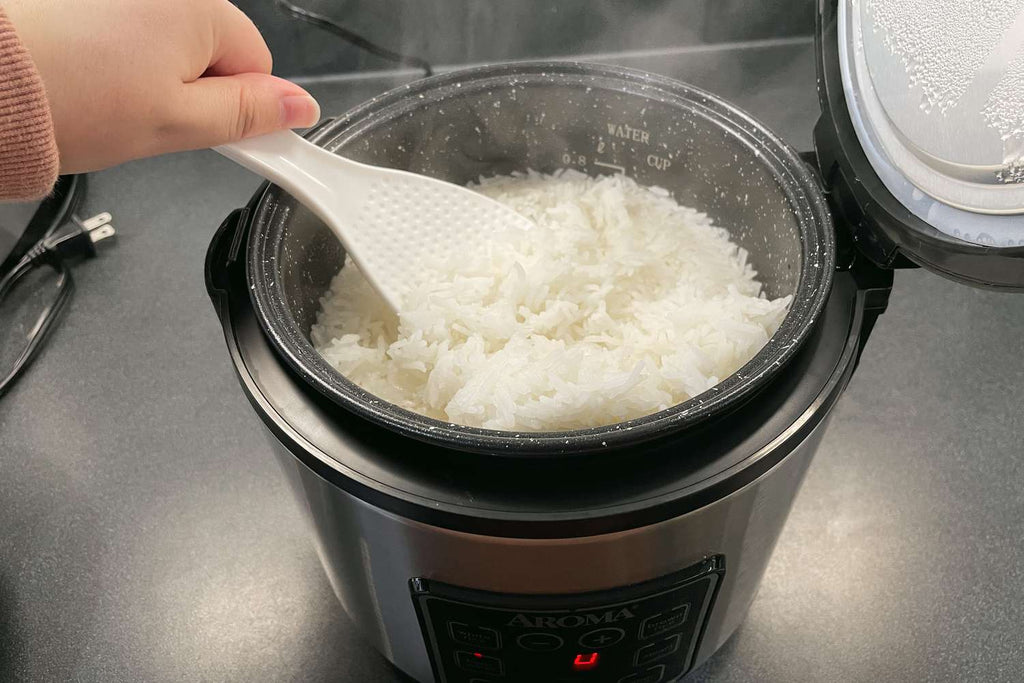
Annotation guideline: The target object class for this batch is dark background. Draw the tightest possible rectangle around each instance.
[232,0,815,76]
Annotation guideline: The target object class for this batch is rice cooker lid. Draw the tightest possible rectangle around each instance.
[815,0,1024,289]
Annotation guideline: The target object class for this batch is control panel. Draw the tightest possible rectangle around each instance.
[411,556,724,683]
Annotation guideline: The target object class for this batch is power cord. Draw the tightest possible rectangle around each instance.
[0,175,84,277]
[0,255,72,398]
[0,194,115,398]
[273,0,434,77]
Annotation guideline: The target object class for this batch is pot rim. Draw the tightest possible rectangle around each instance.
[246,61,836,457]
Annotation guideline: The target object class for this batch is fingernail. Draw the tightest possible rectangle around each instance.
[281,95,321,129]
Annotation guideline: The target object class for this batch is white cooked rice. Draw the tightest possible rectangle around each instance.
[311,170,792,432]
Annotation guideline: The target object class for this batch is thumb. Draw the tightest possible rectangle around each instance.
[165,73,321,152]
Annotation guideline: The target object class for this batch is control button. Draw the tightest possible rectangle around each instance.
[516,632,564,652]
[578,627,625,649]
[634,634,681,667]
[618,665,665,683]
[639,604,689,640]
[448,621,501,650]
[455,651,504,677]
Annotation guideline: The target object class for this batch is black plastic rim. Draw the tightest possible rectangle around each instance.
[246,61,836,457]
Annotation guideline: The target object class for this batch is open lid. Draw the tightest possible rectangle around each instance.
[814,0,1024,289]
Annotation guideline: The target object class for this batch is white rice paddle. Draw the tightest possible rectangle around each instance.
[216,130,533,312]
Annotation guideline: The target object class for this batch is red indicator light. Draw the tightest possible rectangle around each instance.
[573,653,599,671]
[473,652,483,658]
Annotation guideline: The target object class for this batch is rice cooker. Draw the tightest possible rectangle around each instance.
[204,2,1024,681]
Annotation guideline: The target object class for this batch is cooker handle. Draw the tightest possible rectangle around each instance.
[799,149,894,364]
[849,256,893,367]
[205,205,251,320]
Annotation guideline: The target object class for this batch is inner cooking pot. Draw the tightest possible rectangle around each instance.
[246,62,835,456]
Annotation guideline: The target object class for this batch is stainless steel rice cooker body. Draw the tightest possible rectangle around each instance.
[207,1,1024,677]
[206,60,894,682]
[207,4,1024,673]
[207,228,869,682]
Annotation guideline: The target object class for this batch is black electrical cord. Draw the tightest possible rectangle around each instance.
[0,174,84,278]
[0,255,73,398]
[273,0,433,77]
[0,175,113,399]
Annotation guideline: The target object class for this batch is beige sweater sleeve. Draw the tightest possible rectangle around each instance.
[0,6,58,202]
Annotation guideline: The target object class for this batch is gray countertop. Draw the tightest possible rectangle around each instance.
[3,41,1024,682]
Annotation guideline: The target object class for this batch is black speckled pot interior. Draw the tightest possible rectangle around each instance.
[246,62,835,456]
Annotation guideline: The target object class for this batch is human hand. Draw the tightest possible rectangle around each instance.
[3,0,320,174]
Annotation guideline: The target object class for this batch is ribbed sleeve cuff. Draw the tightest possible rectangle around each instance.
[0,7,58,201]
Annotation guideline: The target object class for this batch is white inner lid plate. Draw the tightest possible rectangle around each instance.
[840,0,1024,246]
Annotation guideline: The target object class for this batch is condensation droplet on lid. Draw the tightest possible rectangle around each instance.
[864,0,1024,116]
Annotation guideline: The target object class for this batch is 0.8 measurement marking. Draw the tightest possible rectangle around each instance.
[562,153,588,167]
